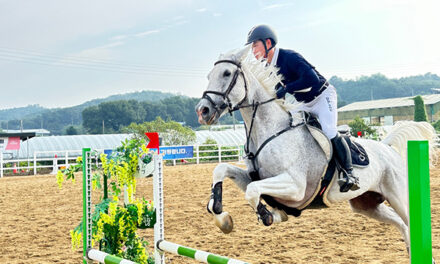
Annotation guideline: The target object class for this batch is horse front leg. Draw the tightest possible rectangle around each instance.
[245,172,306,226]
[207,163,251,234]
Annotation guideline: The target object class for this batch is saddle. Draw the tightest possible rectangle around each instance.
[304,112,369,167]
[260,112,370,217]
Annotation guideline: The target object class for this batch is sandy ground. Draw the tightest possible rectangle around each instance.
[0,163,438,264]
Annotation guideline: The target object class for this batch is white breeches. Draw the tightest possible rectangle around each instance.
[295,84,338,139]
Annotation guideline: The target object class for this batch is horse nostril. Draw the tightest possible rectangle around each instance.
[202,106,210,116]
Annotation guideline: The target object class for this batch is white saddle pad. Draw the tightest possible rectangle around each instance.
[305,124,332,163]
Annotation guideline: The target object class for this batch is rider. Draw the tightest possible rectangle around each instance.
[246,24,360,192]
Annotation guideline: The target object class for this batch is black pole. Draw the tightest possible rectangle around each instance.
[103,172,108,200]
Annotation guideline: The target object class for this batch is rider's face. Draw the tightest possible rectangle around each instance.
[252,40,265,60]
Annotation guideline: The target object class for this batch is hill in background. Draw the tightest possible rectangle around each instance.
[0,90,177,134]
[0,90,175,122]
[331,72,440,106]
[2,73,440,134]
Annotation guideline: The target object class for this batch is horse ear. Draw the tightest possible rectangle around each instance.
[234,45,251,61]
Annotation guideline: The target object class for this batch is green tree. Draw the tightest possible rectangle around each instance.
[413,95,428,122]
[65,126,78,135]
[432,120,440,132]
[82,106,102,134]
[331,73,440,105]
[348,117,376,137]
[122,117,196,145]
[82,100,146,134]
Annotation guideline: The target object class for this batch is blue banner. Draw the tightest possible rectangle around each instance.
[160,146,193,160]
[103,149,113,157]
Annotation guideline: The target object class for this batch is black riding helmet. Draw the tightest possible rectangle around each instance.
[246,25,278,58]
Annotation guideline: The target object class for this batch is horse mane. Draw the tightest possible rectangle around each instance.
[217,48,303,122]
[238,51,302,112]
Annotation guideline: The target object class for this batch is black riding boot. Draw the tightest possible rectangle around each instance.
[331,134,360,192]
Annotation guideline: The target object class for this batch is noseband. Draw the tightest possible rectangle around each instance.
[202,59,248,115]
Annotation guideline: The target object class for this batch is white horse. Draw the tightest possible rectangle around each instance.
[195,46,437,262]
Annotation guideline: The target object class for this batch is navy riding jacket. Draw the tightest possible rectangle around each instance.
[275,48,327,103]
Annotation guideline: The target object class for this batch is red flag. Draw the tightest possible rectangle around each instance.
[145,132,159,152]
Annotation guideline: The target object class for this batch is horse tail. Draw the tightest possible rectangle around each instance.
[381,121,438,164]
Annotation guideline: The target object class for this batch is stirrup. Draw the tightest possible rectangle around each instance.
[337,170,360,192]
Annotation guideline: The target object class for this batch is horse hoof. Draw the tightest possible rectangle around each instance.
[260,213,273,226]
[257,203,273,226]
[271,209,288,223]
[207,199,214,214]
[214,212,233,234]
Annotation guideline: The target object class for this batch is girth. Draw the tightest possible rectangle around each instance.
[244,108,304,175]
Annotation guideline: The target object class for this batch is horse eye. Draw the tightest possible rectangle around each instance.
[223,70,231,77]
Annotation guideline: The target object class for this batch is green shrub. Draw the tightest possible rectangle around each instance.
[413,95,428,122]
[348,117,376,137]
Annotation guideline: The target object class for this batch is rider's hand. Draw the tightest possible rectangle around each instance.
[275,83,287,99]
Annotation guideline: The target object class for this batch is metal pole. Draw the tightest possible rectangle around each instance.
[33,152,37,175]
[218,145,221,163]
[408,140,432,263]
[27,136,29,173]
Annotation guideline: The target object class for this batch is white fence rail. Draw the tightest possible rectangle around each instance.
[2,133,440,178]
[0,144,244,178]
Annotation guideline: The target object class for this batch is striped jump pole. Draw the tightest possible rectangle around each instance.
[407,141,432,263]
[82,148,140,264]
[87,249,138,264]
[157,240,248,264]
[152,153,250,264]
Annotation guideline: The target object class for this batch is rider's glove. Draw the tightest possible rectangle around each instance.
[275,83,287,99]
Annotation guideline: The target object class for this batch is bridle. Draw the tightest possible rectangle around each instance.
[202,59,277,116]
[201,59,303,179]
[201,59,248,116]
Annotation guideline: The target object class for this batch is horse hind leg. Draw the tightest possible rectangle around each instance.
[380,178,435,264]
[245,172,305,226]
[349,192,410,254]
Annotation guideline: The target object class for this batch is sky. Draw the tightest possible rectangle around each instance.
[0,0,439,109]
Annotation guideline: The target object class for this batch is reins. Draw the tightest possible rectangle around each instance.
[205,59,305,175]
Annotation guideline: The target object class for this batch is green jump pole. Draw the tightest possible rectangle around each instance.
[407,140,432,263]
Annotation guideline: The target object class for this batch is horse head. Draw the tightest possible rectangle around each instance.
[195,46,251,125]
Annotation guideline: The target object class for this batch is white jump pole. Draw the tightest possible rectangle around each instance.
[82,148,141,264]
[152,153,249,264]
